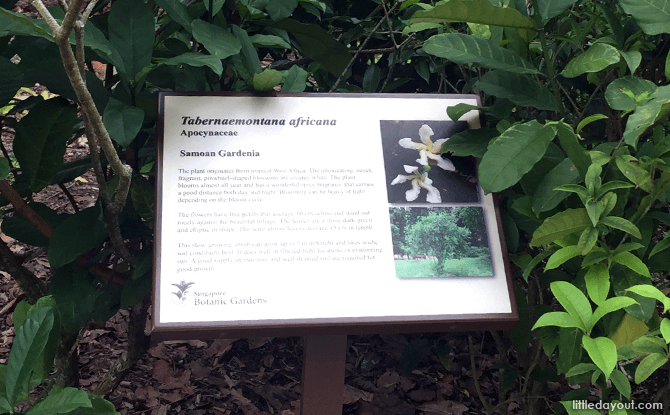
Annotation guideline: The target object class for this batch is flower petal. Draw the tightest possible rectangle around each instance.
[399,138,425,150]
[416,150,429,166]
[432,138,449,150]
[406,179,421,201]
[403,165,419,174]
[391,174,408,185]
[419,178,442,203]
[419,124,434,146]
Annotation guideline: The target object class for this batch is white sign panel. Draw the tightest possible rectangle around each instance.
[153,93,516,337]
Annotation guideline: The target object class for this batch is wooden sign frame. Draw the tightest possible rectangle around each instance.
[152,92,518,342]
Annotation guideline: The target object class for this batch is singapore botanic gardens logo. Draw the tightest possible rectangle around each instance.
[172,280,195,306]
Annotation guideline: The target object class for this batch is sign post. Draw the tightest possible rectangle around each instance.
[153,93,518,412]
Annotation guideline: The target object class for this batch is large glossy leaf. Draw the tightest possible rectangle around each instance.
[619,0,670,35]
[423,33,539,74]
[557,327,583,374]
[584,263,609,307]
[623,85,670,148]
[48,204,108,268]
[479,121,555,193]
[231,24,262,76]
[103,98,145,148]
[477,70,558,111]
[554,122,591,179]
[274,19,351,77]
[252,68,282,91]
[5,307,54,406]
[561,43,621,78]
[108,0,155,81]
[627,284,670,313]
[600,216,642,239]
[409,0,535,28]
[265,0,298,21]
[249,34,292,49]
[25,387,92,415]
[282,65,309,92]
[535,0,578,20]
[530,208,591,246]
[0,56,23,108]
[589,297,638,331]
[551,281,592,331]
[13,98,77,192]
[612,251,651,278]
[48,263,98,333]
[532,311,584,331]
[531,158,580,215]
[615,155,652,191]
[160,53,224,76]
[545,245,580,270]
[131,174,155,226]
[191,20,242,60]
[441,128,497,158]
[1,203,63,247]
[153,0,194,30]
[582,336,617,380]
[635,353,668,383]
[0,7,52,39]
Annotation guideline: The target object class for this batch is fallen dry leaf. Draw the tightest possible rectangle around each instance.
[418,400,469,415]
[343,385,373,404]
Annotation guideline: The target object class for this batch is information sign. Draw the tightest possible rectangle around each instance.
[153,93,517,340]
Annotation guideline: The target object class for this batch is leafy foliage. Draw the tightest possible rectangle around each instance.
[0,0,669,413]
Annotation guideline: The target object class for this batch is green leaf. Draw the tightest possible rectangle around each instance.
[561,43,621,78]
[620,50,642,74]
[599,216,641,239]
[108,0,155,81]
[231,24,261,76]
[530,208,591,247]
[650,234,670,258]
[577,114,608,134]
[522,246,558,281]
[609,313,649,349]
[535,0,578,20]
[65,393,119,415]
[26,387,91,415]
[13,98,77,192]
[48,204,108,268]
[362,64,381,93]
[265,0,298,21]
[204,0,225,15]
[446,103,478,121]
[274,19,351,77]
[551,281,592,331]
[249,34,292,49]
[577,226,598,255]
[627,284,670,313]
[623,85,670,148]
[610,369,631,400]
[545,245,580,270]
[191,20,242,59]
[612,252,650,278]
[661,318,670,343]
[441,128,497,158]
[0,7,52,39]
[282,65,309,92]
[479,121,556,193]
[0,157,8,181]
[596,181,634,199]
[0,56,23,108]
[618,0,670,35]
[153,0,194,30]
[252,68,282,91]
[423,33,540,74]
[615,155,652,192]
[584,263,609,307]
[605,76,657,112]
[590,297,638,331]
[103,98,145,148]
[557,327,584,374]
[160,52,224,76]
[13,300,30,330]
[2,203,63,247]
[531,311,585,331]
[477,70,558,111]
[409,0,535,28]
[5,307,54,406]
[635,353,668,383]
[565,363,598,378]
[49,263,98,333]
[582,336,617,380]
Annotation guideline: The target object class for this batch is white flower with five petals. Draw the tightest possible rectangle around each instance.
[398,124,455,171]
[391,165,441,203]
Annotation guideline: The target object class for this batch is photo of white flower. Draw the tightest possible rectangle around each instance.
[380,120,479,204]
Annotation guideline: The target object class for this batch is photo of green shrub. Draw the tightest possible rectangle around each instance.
[390,206,492,278]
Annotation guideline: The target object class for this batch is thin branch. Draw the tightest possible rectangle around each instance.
[329,0,401,92]
[57,0,68,12]
[57,183,80,212]
[468,335,494,414]
[0,238,47,303]
[30,0,61,34]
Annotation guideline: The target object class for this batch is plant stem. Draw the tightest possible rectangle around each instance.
[468,335,494,414]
